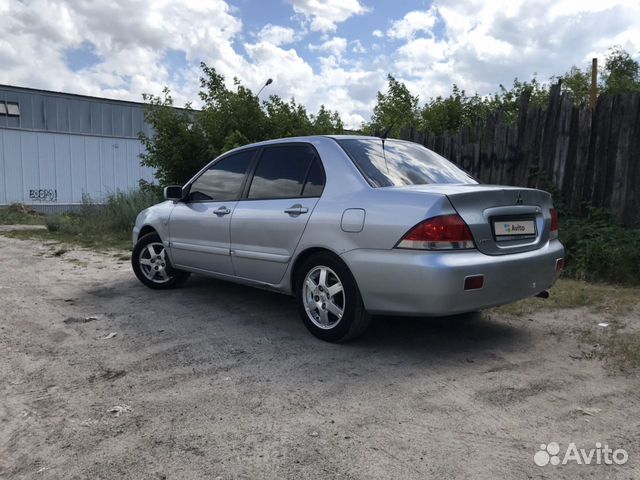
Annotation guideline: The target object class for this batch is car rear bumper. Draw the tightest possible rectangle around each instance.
[341,240,564,316]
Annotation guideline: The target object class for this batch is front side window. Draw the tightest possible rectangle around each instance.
[188,149,254,201]
[248,145,323,199]
[338,139,477,187]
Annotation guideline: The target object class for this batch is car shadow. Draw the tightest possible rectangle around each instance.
[79,271,529,368]
[138,274,528,359]
[362,313,524,356]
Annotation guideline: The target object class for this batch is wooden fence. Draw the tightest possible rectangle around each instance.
[400,83,640,226]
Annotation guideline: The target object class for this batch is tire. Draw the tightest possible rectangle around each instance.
[295,252,371,342]
[131,232,190,289]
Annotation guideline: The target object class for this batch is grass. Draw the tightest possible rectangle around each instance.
[495,278,640,371]
[580,322,640,372]
[0,190,162,251]
[1,228,133,251]
[0,203,46,225]
[494,278,640,316]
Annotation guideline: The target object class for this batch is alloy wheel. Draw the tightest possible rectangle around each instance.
[302,265,345,329]
[138,242,172,284]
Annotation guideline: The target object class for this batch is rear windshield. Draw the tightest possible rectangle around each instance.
[338,138,478,187]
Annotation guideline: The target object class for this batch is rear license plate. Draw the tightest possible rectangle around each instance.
[493,219,536,239]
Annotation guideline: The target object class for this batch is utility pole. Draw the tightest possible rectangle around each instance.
[590,58,598,110]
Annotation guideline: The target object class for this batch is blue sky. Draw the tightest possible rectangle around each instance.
[5,0,640,127]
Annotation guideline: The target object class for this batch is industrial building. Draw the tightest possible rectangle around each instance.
[0,84,157,212]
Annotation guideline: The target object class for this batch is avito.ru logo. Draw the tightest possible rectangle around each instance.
[534,442,628,466]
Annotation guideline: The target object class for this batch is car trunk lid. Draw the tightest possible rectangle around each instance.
[395,184,553,255]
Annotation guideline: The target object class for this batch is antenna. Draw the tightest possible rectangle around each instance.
[380,124,393,140]
[378,123,395,174]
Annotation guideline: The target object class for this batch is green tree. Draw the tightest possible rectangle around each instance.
[311,105,344,134]
[198,64,265,160]
[420,85,493,135]
[367,75,419,137]
[139,88,208,186]
[558,66,591,106]
[262,95,313,138]
[601,46,640,94]
[416,77,549,135]
[490,77,549,124]
[140,63,346,186]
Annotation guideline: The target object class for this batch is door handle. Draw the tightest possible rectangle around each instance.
[284,204,309,216]
[214,206,231,216]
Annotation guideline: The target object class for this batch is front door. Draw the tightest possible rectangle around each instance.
[169,200,237,275]
[168,149,255,275]
[230,144,325,284]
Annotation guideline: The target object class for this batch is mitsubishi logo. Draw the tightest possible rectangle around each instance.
[516,192,523,204]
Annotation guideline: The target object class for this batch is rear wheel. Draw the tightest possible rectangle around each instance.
[132,233,190,289]
[295,253,370,342]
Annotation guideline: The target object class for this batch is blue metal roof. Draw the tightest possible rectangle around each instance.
[0,84,155,139]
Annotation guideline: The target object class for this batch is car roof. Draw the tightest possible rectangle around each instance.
[224,135,407,154]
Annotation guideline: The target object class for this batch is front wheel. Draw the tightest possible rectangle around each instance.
[132,232,190,289]
[295,253,371,342]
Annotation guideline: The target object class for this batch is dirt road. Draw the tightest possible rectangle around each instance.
[0,235,638,479]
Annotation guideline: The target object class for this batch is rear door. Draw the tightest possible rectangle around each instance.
[230,144,325,284]
[168,149,255,274]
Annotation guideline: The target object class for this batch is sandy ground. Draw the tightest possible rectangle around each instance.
[0,234,639,480]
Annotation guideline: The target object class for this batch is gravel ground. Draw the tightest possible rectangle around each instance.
[0,234,639,479]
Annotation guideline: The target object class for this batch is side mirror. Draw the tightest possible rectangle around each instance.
[164,186,184,201]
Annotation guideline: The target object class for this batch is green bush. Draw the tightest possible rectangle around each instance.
[46,190,162,243]
[45,214,63,232]
[527,170,640,285]
[560,208,640,285]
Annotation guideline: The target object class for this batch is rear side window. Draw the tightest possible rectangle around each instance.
[188,150,254,201]
[302,159,324,197]
[248,145,324,199]
[338,139,477,187]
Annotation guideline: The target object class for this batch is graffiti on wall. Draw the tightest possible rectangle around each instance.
[29,189,58,202]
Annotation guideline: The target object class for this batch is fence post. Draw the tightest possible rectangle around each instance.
[590,58,598,111]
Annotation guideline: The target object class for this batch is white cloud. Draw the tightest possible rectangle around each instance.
[3,0,640,132]
[387,9,438,40]
[1,0,381,128]
[288,0,368,32]
[547,0,628,18]
[243,41,315,101]
[257,24,297,46]
[236,39,384,128]
[1,0,242,106]
[351,40,366,54]
[309,37,348,59]
[394,37,447,77]
[390,1,640,101]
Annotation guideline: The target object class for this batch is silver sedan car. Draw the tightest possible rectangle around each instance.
[132,136,564,342]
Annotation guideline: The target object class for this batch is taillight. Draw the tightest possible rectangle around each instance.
[396,214,475,250]
[550,208,559,240]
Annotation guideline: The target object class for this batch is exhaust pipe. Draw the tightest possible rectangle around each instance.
[535,290,550,299]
